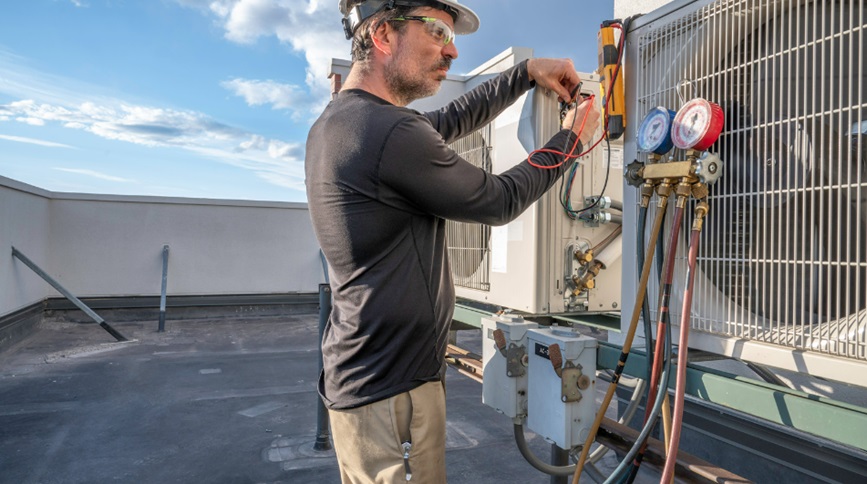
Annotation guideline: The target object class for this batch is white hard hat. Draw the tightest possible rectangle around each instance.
[339,0,479,39]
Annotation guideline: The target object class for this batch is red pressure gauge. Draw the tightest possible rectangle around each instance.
[671,98,725,151]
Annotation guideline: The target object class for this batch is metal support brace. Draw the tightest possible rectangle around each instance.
[158,245,169,332]
[549,444,570,484]
[11,246,127,342]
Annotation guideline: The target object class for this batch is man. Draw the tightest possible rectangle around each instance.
[305,0,600,482]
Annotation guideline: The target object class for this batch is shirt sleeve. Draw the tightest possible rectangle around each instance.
[423,60,534,144]
[378,114,581,226]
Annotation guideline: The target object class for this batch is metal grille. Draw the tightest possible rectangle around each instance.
[635,0,866,361]
[446,125,493,291]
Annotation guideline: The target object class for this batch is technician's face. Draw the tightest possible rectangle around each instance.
[385,7,458,105]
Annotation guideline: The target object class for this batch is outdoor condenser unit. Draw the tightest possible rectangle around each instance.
[621,0,867,386]
[447,73,624,315]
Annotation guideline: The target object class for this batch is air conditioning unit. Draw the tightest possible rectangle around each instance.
[620,0,867,386]
[445,65,624,315]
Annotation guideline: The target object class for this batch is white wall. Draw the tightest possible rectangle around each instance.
[1,176,322,318]
[1,178,51,315]
[615,0,675,18]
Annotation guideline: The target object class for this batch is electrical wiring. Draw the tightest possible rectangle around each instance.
[526,93,596,170]
[558,19,627,219]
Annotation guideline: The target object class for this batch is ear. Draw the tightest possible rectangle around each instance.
[371,20,398,57]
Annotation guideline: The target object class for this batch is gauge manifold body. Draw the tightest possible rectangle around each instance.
[637,107,676,155]
[672,98,725,151]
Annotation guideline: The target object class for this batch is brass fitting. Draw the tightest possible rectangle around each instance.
[639,182,655,208]
[574,248,594,265]
[692,201,710,231]
[572,260,603,296]
[675,179,693,198]
[691,182,709,200]
[656,179,675,199]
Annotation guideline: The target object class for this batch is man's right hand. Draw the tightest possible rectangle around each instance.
[562,98,601,147]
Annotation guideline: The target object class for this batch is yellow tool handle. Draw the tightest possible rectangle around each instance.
[598,25,626,140]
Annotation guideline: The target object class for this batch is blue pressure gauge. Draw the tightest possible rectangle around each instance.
[637,107,677,155]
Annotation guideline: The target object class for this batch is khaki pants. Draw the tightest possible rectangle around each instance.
[328,381,446,484]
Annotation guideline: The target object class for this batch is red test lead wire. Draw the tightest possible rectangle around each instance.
[527,94,596,169]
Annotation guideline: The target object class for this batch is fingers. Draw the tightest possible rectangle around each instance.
[528,58,581,102]
[562,98,602,146]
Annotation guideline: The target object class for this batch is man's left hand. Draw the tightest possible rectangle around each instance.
[527,58,582,104]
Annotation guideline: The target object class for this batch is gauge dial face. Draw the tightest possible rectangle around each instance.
[672,98,724,150]
[637,108,675,154]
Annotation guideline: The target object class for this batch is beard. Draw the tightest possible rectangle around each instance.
[384,52,452,106]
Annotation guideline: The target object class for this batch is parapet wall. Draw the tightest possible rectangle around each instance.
[0,175,322,319]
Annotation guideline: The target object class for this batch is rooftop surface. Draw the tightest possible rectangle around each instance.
[0,308,666,484]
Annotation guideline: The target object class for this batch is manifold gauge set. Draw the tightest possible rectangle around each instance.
[637,98,725,155]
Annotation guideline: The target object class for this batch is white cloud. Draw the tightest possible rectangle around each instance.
[1,97,305,189]
[221,78,318,119]
[0,134,75,148]
[54,168,133,183]
[176,0,347,107]
[70,0,86,7]
[16,116,46,126]
[0,23,314,193]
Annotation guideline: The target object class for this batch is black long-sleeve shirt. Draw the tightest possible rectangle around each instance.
[305,60,579,409]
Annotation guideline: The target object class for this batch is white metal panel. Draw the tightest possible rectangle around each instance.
[451,77,624,315]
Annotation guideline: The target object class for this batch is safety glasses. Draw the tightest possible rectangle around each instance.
[392,16,455,46]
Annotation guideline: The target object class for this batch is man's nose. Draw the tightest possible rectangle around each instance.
[442,41,458,60]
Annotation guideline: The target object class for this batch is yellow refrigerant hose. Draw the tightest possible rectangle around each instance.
[571,190,672,484]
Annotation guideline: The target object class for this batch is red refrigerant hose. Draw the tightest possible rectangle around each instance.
[660,200,709,482]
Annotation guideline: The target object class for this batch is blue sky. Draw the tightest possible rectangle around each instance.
[0,0,614,202]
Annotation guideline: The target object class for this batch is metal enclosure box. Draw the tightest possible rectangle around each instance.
[481,315,538,419]
[526,327,597,449]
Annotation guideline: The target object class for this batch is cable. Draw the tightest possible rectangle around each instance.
[514,424,576,476]
[527,95,595,170]
[559,15,629,218]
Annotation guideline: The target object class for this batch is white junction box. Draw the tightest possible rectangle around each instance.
[481,315,538,419]
[527,327,597,450]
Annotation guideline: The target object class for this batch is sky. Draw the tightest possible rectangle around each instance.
[0,0,614,202]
